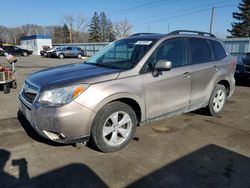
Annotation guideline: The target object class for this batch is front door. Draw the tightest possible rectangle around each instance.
[141,38,191,119]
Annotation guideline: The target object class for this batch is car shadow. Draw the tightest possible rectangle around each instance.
[235,78,250,87]
[128,144,250,188]
[0,149,108,188]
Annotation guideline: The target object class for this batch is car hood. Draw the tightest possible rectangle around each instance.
[28,63,121,90]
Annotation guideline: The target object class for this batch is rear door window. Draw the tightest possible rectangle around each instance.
[210,40,227,61]
[188,38,213,64]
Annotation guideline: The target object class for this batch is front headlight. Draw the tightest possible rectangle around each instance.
[39,84,89,105]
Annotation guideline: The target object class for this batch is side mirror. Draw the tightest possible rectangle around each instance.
[155,60,172,71]
[152,60,172,77]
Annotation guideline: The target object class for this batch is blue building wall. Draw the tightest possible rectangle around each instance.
[20,35,51,41]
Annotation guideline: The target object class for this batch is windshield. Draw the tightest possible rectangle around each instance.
[85,38,156,69]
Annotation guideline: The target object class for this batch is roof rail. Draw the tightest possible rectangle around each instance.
[168,30,216,37]
[129,33,159,37]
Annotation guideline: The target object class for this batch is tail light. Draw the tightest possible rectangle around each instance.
[229,58,236,70]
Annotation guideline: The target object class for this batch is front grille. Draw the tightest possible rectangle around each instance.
[22,91,37,103]
[21,81,39,104]
[244,61,250,72]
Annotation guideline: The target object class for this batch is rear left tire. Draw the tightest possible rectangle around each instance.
[206,84,227,116]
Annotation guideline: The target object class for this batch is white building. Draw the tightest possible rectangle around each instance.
[20,35,52,55]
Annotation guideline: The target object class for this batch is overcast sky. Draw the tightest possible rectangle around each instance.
[0,0,241,38]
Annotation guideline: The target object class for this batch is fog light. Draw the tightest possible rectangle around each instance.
[43,130,66,140]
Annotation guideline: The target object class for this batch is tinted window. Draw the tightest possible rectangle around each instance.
[210,40,227,61]
[143,38,187,72]
[4,46,13,50]
[188,38,212,64]
[66,47,72,50]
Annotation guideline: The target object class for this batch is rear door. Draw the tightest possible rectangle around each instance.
[188,37,217,109]
[65,47,72,57]
[142,38,191,119]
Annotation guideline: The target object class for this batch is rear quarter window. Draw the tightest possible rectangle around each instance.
[188,38,213,64]
[210,40,227,61]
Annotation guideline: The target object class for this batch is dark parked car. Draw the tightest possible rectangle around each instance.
[235,53,250,80]
[3,46,33,56]
[51,46,85,59]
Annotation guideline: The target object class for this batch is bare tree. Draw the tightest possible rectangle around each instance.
[114,20,133,39]
[63,15,74,43]
[0,26,10,43]
[74,15,88,42]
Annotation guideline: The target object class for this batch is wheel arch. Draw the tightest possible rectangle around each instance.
[217,79,230,96]
[112,98,142,125]
[93,94,145,125]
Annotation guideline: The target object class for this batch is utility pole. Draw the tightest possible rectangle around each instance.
[13,33,17,45]
[148,25,151,32]
[209,7,215,34]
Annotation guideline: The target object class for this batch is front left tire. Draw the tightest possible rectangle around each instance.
[91,101,137,152]
[77,53,82,59]
[22,52,28,56]
[59,53,64,59]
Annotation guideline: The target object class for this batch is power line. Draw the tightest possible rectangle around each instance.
[107,0,179,15]
[143,7,211,25]
[132,0,235,22]
[136,4,237,26]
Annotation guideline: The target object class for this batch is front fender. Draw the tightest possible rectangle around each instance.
[74,76,146,122]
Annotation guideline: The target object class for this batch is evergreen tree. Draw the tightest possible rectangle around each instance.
[107,19,116,42]
[99,12,109,42]
[88,12,101,42]
[61,24,70,43]
[228,0,250,37]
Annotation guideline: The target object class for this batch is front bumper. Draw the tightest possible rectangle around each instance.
[19,96,96,144]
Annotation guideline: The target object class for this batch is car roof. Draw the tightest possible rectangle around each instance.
[127,33,166,41]
[127,30,217,42]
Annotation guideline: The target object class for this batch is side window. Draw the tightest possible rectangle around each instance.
[142,38,187,72]
[188,38,213,64]
[210,40,227,61]
[66,47,72,51]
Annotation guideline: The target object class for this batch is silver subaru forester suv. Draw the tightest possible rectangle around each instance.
[19,30,235,152]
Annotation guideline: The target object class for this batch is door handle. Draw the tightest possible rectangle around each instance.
[182,72,190,78]
[212,65,218,71]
